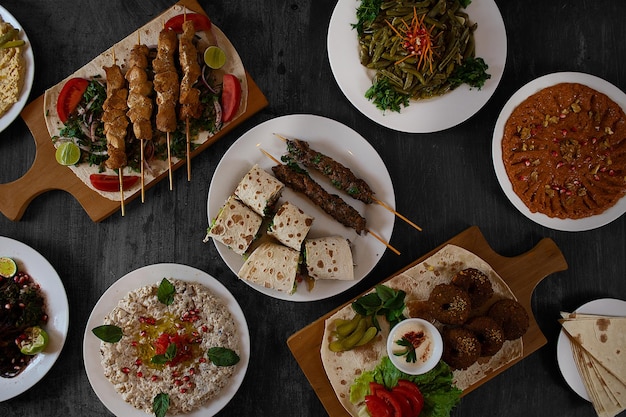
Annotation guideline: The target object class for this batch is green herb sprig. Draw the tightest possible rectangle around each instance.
[394,336,417,363]
[207,347,240,367]
[157,278,175,305]
[153,393,170,417]
[92,325,123,343]
[352,285,406,331]
[151,342,177,365]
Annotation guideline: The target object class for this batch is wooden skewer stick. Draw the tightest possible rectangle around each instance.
[136,30,146,204]
[273,133,422,232]
[259,148,400,255]
[167,131,173,190]
[186,120,191,181]
[110,49,125,216]
[119,169,125,216]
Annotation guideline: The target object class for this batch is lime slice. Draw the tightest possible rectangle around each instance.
[18,326,49,355]
[55,141,81,166]
[0,257,17,278]
[204,46,226,69]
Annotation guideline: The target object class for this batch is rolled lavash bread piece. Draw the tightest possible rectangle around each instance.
[234,164,284,217]
[237,242,300,293]
[304,236,354,280]
[204,195,262,255]
[267,201,314,251]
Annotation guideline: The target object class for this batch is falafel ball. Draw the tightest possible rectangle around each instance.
[428,283,472,325]
[487,298,529,340]
[464,315,505,356]
[442,327,482,370]
[451,268,494,309]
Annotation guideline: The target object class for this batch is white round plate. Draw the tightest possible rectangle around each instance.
[556,298,626,401]
[0,236,69,401]
[207,114,396,302]
[83,263,250,417]
[0,5,35,134]
[327,0,506,133]
[492,72,626,231]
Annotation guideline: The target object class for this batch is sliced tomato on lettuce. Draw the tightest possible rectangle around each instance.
[164,13,211,33]
[221,74,242,123]
[57,78,89,123]
[89,174,139,192]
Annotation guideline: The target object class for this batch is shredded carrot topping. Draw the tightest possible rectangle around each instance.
[387,7,440,73]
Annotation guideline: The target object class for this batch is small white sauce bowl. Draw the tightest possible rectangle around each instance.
[386,318,443,375]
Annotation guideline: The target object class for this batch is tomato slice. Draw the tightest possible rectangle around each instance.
[89,174,139,192]
[375,390,404,417]
[370,382,387,396]
[164,13,211,33]
[365,394,393,417]
[221,74,242,123]
[395,380,424,416]
[391,387,420,417]
[57,78,89,124]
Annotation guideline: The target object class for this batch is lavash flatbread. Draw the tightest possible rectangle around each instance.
[304,236,353,280]
[205,195,262,255]
[320,244,523,417]
[237,242,299,293]
[267,201,314,251]
[234,164,284,217]
[561,316,626,385]
[43,4,248,201]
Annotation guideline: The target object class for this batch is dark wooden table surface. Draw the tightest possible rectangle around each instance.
[1,1,625,416]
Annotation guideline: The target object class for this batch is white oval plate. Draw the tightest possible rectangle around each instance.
[327,0,506,133]
[0,236,69,401]
[207,114,396,302]
[492,72,626,231]
[0,5,35,134]
[556,298,626,401]
[83,263,250,417]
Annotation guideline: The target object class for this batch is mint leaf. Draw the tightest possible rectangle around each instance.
[92,325,123,343]
[157,278,175,305]
[207,347,240,366]
[153,393,170,417]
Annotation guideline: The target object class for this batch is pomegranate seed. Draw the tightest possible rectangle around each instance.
[183,376,190,382]
[199,358,207,363]
[131,341,138,347]
[179,388,188,394]
[136,371,143,378]
[135,359,142,366]
[189,368,196,375]
[561,129,568,136]
[201,325,208,332]
[175,380,183,386]
[609,169,616,176]
[151,375,159,381]
[121,367,130,374]
[556,161,565,169]
[551,150,559,157]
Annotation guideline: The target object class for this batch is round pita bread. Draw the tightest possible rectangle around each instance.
[320,244,523,416]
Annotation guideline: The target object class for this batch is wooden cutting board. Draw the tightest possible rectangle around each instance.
[287,226,568,415]
[0,0,268,222]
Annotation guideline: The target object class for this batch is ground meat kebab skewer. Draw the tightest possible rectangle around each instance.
[125,40,153,202]
[270,162,399,254]
[178,19,202,181]
[152,27,179,190]
[283,136,375,204]
[102,60,129,215]
[276,134,422,231]
[272,163,367,234]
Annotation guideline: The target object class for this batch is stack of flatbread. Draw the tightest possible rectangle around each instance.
[560,312,626,417]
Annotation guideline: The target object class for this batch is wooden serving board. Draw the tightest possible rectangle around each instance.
[0,0,268,222]
[287,226,568,416]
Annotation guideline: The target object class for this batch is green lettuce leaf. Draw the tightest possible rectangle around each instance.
[350,357,462,417]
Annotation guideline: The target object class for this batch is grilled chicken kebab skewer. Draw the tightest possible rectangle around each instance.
[261,149,400,255]
[178,18,202,181]
[126,34,153,202]
[275,134,422,232]
[152,27,179,190]
[102,54,129,216]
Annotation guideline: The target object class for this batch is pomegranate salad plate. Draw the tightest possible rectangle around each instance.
[83,263,250,417]
[0,236,69,401]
